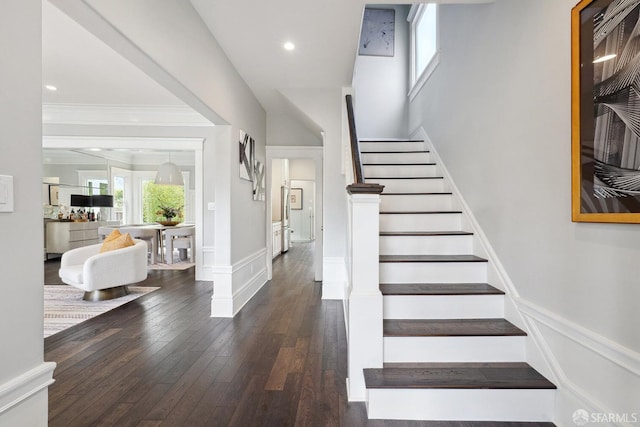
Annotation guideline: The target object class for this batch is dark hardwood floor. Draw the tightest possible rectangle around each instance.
[44,245,552,427]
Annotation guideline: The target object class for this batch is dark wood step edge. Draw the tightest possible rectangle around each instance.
[366,176,444,180]
[380,231,472,236]
[381,192,453,196]
[364,163,436,166]
[361,150,430,154]
[379,255,487,263]
[379,283,505,296]
[363,363,557,390]
[360,139,425,143]
[383,318,525,337]
[380,210,462,215]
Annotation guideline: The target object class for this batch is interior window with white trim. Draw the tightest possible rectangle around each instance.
[409,3,439,99]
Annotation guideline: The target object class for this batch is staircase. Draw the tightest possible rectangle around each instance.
[359,139,556,423]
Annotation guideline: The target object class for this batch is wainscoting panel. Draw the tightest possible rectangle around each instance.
[211,248,267,318]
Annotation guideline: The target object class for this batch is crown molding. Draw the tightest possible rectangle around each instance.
[42,103,214,127]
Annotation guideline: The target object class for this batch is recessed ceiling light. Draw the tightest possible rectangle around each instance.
[283,42,295,51]
[593,54,616,64]
[45,85,57,91]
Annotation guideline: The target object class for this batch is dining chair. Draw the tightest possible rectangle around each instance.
[120,227,159,264]
[163,226,195,264]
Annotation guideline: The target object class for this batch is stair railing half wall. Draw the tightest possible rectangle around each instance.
[344,95,384,402]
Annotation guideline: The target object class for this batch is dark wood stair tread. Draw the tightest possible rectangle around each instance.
[364,162,436,166]
[379,211,462,216]
[360,139,424,142]
[367,176,444,180]
[361,150,429,154]
[382,192,453,196]
[384,318,525,337]
[380,254,487,263]
[380,231,472,236]
[380,283,504,296]
[364,362,556,390]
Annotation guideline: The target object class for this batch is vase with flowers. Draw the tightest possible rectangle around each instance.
[156,205,183,226]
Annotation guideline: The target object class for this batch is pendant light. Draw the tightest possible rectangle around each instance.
[155,152,184,186]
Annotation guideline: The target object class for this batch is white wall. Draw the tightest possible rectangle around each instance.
[0,1,55,425]
[290,158,316,181]
[268,113,323,146]
[353,5,410,139]
[408,0,640,423]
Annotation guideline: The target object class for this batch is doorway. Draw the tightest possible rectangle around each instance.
[266,147,323,282]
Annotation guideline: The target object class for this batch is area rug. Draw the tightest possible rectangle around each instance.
[148,261,195,271]
[147,252,195,271]
[44,285,159,338]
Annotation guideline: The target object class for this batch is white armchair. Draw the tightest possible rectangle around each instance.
[58,240,148,301]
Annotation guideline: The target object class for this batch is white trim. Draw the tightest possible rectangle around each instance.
[322,257,348,300]
[211,248,268,317]
[408,52,440,102]
[0,362,56,415]
[43,135,204,150]
[518,297,640,377]
[409,4,440,97]
[42,104,214,127]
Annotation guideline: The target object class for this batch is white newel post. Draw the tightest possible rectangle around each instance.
[346,183,384,402]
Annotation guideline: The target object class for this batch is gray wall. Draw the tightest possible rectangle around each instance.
[353,5,410,139]
[0,1,51,425]
[408,0,640,422]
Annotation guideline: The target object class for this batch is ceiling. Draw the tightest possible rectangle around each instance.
[42,0,492,125]
[42,0,373,119]
[42,0,185,106]
[189,0,367,115]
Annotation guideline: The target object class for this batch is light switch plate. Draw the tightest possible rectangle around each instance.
[207,202,216,211]
[0,175,14,212]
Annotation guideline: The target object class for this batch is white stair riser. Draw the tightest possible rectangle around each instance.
[381,194,454,212]
[367,178,446,193]
[364,164,438,178]
[380,262,487,283]
[383,295,504,319]
[383,336,525,362]
[380,235,473,255]
[366,389,554,421]
[380,214,462,232]
[360,141,426,152]
[361,152,431,164]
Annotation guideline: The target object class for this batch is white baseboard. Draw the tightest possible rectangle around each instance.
[322,257,347,300]
[211,248,267,317]
[0,362,56,416]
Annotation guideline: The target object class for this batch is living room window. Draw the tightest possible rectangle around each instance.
[408,3,439,100]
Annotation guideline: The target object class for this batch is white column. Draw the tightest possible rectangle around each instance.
[346,184,384,402]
